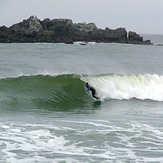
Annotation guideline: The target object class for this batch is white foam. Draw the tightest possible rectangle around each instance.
[84,74,163,101]
[0,119,163,162]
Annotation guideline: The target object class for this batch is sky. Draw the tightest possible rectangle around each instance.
[0,0,163,34]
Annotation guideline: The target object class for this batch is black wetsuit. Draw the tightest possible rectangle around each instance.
[87,85,99,99]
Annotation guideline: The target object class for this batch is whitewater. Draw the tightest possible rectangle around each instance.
[0,35,163,162]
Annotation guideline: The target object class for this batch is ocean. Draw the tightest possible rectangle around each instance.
[0,34,163,162]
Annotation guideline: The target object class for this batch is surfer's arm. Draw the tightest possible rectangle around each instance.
[87,85,91,91]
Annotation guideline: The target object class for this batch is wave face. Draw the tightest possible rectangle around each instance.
[0,74,89,111]
[1,73,163,110]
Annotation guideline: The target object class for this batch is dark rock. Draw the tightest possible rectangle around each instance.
[64,39,74,44]
[0,16,153,44]
[104,28,128,43]
[37,29,54,42]
[0,26,8,32]
[0,26,10,42]
[75,22,98,32]
[10,16,42,32]
[128,31,152,45]
[128,31,143,43]
[142,40,153,45]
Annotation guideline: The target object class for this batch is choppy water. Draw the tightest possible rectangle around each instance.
[0,37,163,162]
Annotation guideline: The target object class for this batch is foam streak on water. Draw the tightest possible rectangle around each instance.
[0,117,163,162]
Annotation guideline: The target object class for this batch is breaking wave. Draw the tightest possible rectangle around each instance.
[84,73,163,101]
[1,73,163,110]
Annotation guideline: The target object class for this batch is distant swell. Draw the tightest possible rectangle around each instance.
[0,73,163,110]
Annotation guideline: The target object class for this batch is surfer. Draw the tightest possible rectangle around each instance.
[85,82,99,100]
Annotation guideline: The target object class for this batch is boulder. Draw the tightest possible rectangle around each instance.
[28,16,42,32]
[75,22,98,32]
[128,31,152,45]
[0,26,9,42]
[104,28,128,43]
[128,31,143,43]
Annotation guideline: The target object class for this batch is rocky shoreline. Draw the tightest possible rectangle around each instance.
[0,16,152,45]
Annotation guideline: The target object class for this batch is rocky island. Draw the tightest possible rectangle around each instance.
[0,16,152,45]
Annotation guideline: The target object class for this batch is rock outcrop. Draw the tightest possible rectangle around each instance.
[0,16,152,44]
[128,31,151,44]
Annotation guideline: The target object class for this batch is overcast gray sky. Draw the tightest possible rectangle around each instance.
[0,0,162,34]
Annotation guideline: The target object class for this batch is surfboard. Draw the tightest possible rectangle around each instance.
[84,84,101,101]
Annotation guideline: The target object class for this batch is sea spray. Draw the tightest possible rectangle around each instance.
[82,74,163,101]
